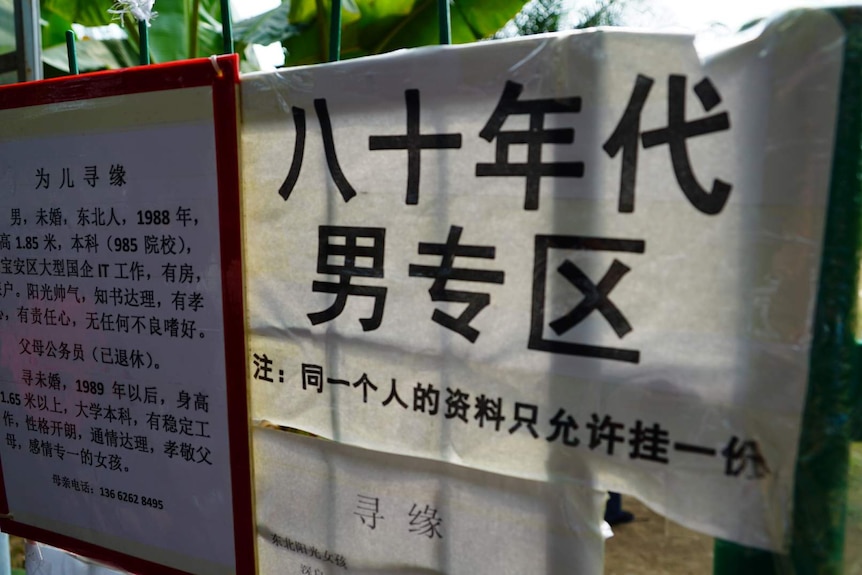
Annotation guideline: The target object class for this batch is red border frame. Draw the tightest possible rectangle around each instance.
[0,56,254,575]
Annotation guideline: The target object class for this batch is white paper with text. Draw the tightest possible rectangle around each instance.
[242,10,844,550]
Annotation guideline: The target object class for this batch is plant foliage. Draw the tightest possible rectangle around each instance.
[37,0,624,74]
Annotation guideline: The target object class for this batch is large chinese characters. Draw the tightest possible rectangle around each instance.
[250,70,767,482]
[276,75,731,359]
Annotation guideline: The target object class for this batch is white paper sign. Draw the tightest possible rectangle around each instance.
[254,425,606,575]
[242,10,843,550]
[0,86,240,574]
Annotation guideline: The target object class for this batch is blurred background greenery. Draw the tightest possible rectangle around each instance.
[0,0,626,77]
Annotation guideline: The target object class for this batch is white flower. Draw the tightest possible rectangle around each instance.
[108,0,158,26]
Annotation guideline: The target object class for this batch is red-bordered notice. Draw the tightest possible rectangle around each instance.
[0,56,253,575]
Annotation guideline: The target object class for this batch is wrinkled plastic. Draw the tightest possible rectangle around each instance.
[25,541,127,575]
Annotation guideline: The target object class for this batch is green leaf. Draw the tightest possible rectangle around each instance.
[199,7,221,28]
[102,36,139,68]
[353,0,416,48]
[197,22,224,57]
[234,2,301,46]
[290,0,317,24]
[280,0,528,67]
[363,0,438,53]
[320,0,363,27]
[314,0,364,61]
[260,0,368,66]
[146,1,190,62]
[454,0,529,39]
[282,21,323,65]
[42,0,114,27]
[342,0,360,15]
[200,0,222,20]
[355,0,416,21]
[369,0,527,54]
[40,10,74,49]
[195,3,225,57]
[100,37,141,67]
[42,37,137,72]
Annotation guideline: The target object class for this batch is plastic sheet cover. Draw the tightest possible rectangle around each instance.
[241,9,843,551]
[26,542,127,575]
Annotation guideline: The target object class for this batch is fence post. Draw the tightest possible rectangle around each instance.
[328,0,342,62]
[221,0,234,54]
[438,0,451,45]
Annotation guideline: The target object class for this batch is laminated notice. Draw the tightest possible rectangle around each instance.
[0,58,252,575]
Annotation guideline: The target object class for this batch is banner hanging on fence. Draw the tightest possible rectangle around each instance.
[0,57,252,575]
[242,10,843,551]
